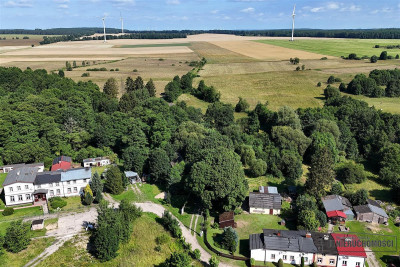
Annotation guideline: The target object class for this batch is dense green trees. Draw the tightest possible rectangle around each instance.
[4,221,31,253]
[187,147,248,210]
[337,162,367,184]
[103,78,119,98]
[220,227,239,253]
[104,166,124,194]
[235,97,250,112]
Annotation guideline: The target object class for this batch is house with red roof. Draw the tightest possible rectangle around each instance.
[327,210,347,225]
[51,156,72,171]
[331,233,367,267]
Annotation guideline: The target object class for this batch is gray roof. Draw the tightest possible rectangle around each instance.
[83,157,109,163]
[249,233,264,250]
[322,198,343,212]
[33,189,48,194]
[124,171,138,177]
[52,156,72,165]
[1,162,44,169]
[261,229,318,253]
[343,208,355,217]
[249,192,281,210]
[354,204,388,218]
[311,232,338,255]
[35,172,61,185]
[367,199,381,207]
[323,195,352,209]
[60,168,91,181]
[3,167,39,186]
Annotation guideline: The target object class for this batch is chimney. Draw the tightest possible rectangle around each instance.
[277,231,281,237]
[306,232,312,238]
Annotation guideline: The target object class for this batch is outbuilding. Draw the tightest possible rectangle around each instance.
[218,211,236,228]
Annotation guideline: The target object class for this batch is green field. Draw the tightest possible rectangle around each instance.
[256,39,400,58]
[0,34,53,40]
[118,43,191,48]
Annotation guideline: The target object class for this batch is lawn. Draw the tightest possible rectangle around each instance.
[117,43,191,48]
[38,213,202,267]
[48,196,88,213]
[344,176,393,202]
[111,183,162,203]
[0,173,7,188]
[246,175,286,193]
[0,237,55,267]
[0,206,43,221]
[256,39,400,58]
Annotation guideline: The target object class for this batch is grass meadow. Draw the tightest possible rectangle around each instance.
[256,39,400,58]
[117,43,191,48]
[37,213,202,267]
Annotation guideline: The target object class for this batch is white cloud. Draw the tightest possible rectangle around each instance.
[340,4,361,12]
[3,0,33,8]
[58,4,68,9]
[326,3,339,10]
[54,0,69,3]
[310,7,324,13]
[210,10,219,14]
[166,0,180,4]
[241,7,255,13]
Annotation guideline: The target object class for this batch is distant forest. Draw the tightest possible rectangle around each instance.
[1,28,400,39]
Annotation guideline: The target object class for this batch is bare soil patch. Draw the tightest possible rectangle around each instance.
[210,40,333,60]
[236,220,250,228]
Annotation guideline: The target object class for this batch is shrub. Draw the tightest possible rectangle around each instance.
[209,255,219,267]
[220,226,238,253]
[370,55,378,63]
[320,57,328,60]
[49,197,67,209]
[155,233,170,245]
[211,222,219,229]
[81,72,90,77]
[115,68,119,71]
[334,77,342,82]
[317,82,322,87]
[296,66,300,71]
[337,162,367,184]
[155,245,161,252]
[4,221,31,253]
[396,54,399,59]
[133,69,138,72]
[327,75,335,84]
[110,69,114,72]
[192,248,201,260]
[2,207,14,216]
[331,183,343,195]
[379,51,388,60]
[159,211,182,238]
[278,259,284,267]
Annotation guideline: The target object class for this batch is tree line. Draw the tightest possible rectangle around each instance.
[1,66,400,214]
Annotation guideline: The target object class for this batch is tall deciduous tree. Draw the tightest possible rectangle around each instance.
[103,78,119,99]
[187,147,248,211]
[305,147,335,199]
[133,76,144,90]
[148,148,171,184]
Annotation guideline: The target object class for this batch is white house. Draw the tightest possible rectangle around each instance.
[0,162,44,174]
[83,157,111,168]
[2,167,40,206]
[331,234,367,267]
[250,230,318,265]
[249,191,282,215]
[2,167,91,206]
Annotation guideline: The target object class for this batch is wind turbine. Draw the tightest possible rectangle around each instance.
[290,4,296,41]
[120,12,124,34]
[102,16,107,43]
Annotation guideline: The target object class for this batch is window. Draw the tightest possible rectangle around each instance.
[73,180,76,184]
[67,188,71,193]
[56,183,59,186]
[290,256,294,261]
[25,185,29,189]
[50,190,54,196]
[26,194,31,200]
[18,195,23,201]
[56,189,61,195]
[304,257,308,262]
[330,259,335,265]
[9,187,13,192]
[355,262,360,267]
[84,179,87,183]
[271,254,275,259]
[74,187,78,193]
[283,255,287,260]
[37,185,41,189]
[318,258,322,263]
[67,181,70,185]
[49,183,53,187]
[17,186,21,191]
[10,196,15,202]
[342,260,347,266]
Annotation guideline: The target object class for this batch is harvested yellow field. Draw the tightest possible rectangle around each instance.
[210,40,333,60]
[190,42,257,64]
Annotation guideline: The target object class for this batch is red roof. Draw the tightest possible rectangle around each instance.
[331,233,367,257]
[51,161,71,171]
[327,210,347,218]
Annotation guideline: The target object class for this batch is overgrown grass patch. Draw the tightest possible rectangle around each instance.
[0,206,43,221]
[48,196,87,213]
[0,237,55,267]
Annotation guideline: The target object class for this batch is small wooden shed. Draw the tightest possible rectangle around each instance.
[218,211,236,228]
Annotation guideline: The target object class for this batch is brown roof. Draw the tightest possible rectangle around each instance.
[219,211,234,223]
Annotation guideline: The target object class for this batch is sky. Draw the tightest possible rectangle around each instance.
[0,0,399,30]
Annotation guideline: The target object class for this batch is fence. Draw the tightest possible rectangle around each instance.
[203,228,249,261]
